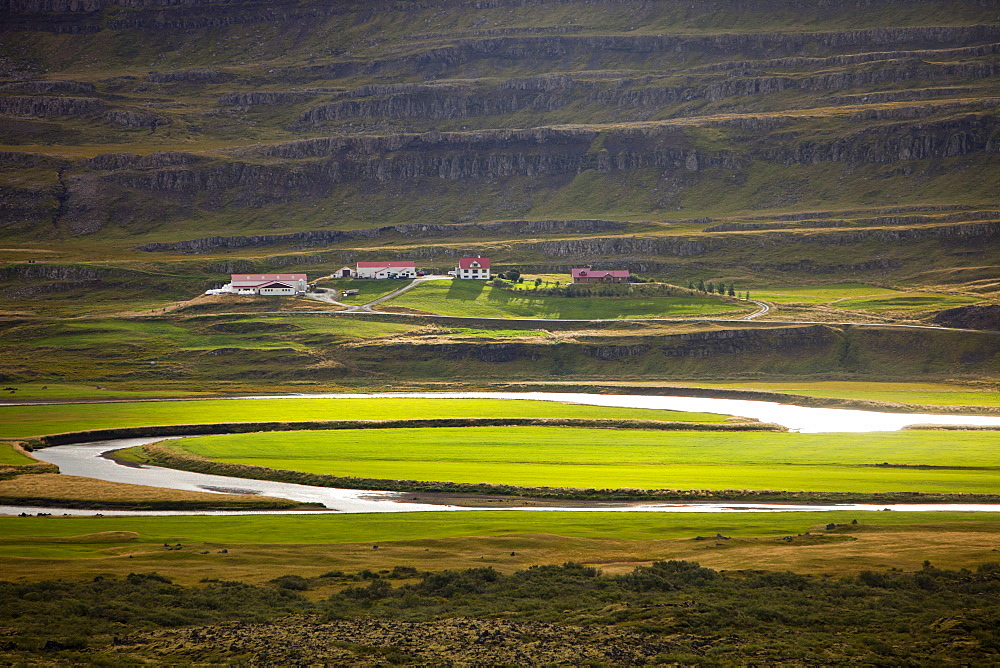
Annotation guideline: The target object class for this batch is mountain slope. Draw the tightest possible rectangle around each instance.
[0,0,998,302]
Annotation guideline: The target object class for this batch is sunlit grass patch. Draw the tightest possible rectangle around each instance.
[0,473,299,509]
[754,283,900,304]
[172,427,1000,494]
[0,442,36,465]
[446,328,550,338]
[833,294,981,312]
[0,397,727,439]
[388,280,747,319]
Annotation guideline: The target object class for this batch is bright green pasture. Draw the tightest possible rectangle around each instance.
[0,443,34,465]
[176,427,1000,494]
[326,279,410,305]
[3,317,417,353]
[1,511,998,559]
[682,381,1000,407]
[754,283,899,304]
[833,294,981,312]
[0,398,728,439]
[387,280,747,319]
[0,384,207,401]
[446,328,550,338]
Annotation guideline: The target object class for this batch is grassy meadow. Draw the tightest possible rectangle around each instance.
[0,443,35,465]
[170,427,1000,494]
[0,473,301,510]
[832,293,982,313]
[753,283,902,304]
[673,380,1000,407]
[2,512,1000,585]
[0,397,728,439]
[385,280,749,319]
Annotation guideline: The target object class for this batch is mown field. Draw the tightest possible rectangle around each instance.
[0,397,727,439]
[168,427,1000,494]
[385,280,750,319]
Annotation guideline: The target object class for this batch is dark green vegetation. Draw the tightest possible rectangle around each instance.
[2,314,999,390]
[3,560,1000,664]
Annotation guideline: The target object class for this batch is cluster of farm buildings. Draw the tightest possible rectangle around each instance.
[209,257,630,295]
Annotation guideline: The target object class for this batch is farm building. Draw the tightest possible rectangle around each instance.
[356,261,417,279]
[451,257,491,280]
[571,268,630,284]
[333,266,353,278]
[211,273,308,295]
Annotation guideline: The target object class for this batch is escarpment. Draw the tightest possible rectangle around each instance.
[0,95,105,117]
[137,219,633,253]
[1,0,998,296]
[46,110,998,236]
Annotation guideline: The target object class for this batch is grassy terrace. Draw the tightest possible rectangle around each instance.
[168,427,1000,494]
[0,442,35,466]
[754,283,903,304]
[662,380,1000,407]
[385,280,750,319]
[0,397,727,439]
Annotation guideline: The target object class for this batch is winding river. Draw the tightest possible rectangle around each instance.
[13,392,1000,516]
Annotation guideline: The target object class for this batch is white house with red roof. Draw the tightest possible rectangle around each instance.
[356,261,417,279]
[451,256,491,280]
[571,267,630,284]
[223,273,308,295]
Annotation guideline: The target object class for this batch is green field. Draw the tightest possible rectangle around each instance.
[324,279,410,305]
[833,293,982,313]
[172,427,1000,494]
[754,283,901,304]
[445,328,550,338]
[679,381,1000,407]
[0,398,728,439]
[386,280,748,319]
[2,317,417,353]
[0,443,34,465]
[2,511,998,556]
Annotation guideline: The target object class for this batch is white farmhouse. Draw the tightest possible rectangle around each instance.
[223,273,307,295]
[451,256,491,280]
[356,261,417,279]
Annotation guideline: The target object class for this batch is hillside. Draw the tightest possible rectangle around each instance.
[0,0,997,327]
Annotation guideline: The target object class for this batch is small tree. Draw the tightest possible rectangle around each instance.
[697,279,705,292]
[687,280,695,290]
[728,284,735,297]
[507,269,521,282]
[535,277,542,288]
[706,281,715,294]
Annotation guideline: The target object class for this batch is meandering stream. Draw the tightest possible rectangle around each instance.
[13,392,1000,515]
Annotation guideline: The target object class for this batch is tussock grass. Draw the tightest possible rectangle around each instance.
[0,473,302,510]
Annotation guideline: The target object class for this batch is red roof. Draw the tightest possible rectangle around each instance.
[357,261,416,268]
[571,268,630,278]
[458,257,491,269]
